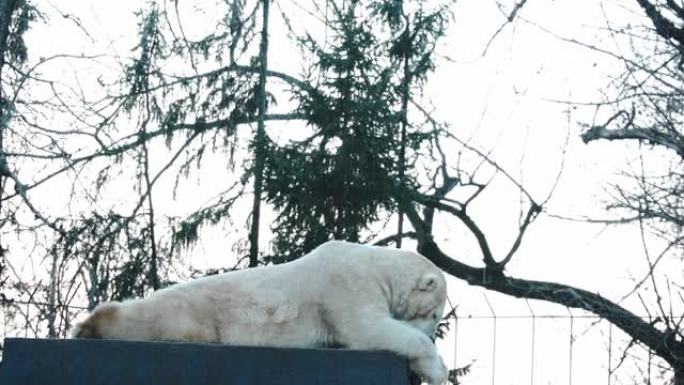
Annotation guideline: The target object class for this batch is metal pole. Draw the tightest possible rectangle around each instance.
[453,309,459,372]
[607,323,613,385]
[484,294,497,385]
[526,300,536,385]
[566,307,574,385]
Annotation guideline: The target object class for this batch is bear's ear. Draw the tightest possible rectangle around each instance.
[418,273,438,291]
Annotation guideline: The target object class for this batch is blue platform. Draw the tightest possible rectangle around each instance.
[0,338,410,385]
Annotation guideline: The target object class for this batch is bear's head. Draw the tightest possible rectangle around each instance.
[399,271,447,337]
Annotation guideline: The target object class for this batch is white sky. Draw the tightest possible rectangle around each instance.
[6,0,682,384]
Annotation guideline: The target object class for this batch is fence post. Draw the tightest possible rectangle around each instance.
[566,307,574,385]
[647,314,652,385]
[607,323,613,385]
[526,300,536,385]
[484,294,497,385]
[453,307,459,373]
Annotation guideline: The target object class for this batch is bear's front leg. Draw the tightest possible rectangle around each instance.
[336,315,447,385]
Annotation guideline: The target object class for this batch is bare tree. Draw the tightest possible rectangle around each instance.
[380,1,684,382]
[581,0,684,254]
[576,1,684,381]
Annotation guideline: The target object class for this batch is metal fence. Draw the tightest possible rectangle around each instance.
[442,294,672,385]
[0,295,675,385]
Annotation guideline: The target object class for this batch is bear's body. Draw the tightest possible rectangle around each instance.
[72,241,448,384]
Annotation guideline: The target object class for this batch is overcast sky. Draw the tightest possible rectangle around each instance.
[8,0,681,383]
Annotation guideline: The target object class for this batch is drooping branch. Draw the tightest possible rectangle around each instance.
[169,112,305,132]
[0,157,66,237]
[397,193,684,371]
[2,112,306,200]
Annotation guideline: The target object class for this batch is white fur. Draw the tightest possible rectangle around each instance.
[72,240,448,385]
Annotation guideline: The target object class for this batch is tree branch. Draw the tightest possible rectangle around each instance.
[582,119,684,160]
[411,190,497,268]
[397,195,684,369]
[373,231,418,246]
[635,0,684,47]
[411,99,537,203]
[482,0,529,56]
[497,201,541,268]
[2,112,306,200]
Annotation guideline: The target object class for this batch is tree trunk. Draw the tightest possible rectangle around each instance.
[142,140,159,290]
[46,251,59,338]
[396,12,411,249]
[139,17,160,289]
[248,0,270,268]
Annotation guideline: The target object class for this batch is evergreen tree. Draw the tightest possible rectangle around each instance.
[263,0,449,261]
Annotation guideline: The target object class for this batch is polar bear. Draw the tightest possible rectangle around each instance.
[71,240,448,385]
